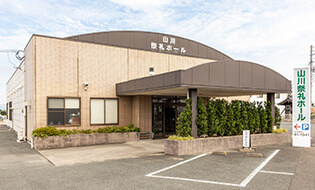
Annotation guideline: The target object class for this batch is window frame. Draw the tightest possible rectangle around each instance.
[90,98,119,125]
[47,97,81,127]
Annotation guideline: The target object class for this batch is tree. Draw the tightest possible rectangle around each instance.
[206,98,217,136]
[196,97,208,137]
[176,98,192,137]
[275,106,282,129]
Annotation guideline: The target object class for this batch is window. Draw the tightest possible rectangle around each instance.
[90,98,118,125]
[8,102,12,121]
[275,93,280,99]
[48,98,80,126]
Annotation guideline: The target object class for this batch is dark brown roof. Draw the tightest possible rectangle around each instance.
[116,60,291,97]
[65,31,233,61]
[278,96,292,105]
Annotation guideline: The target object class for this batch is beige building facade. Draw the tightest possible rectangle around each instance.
[6,31,290,140]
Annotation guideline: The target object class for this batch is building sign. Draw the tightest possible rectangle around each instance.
[150,36,186,54]
[243,130,250,148]
[293,68,311,147]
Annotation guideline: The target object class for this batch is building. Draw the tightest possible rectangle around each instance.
[250,93,290,117]
[6,31,291,140]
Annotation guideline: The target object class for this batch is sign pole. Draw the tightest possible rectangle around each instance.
[292,68,311,147]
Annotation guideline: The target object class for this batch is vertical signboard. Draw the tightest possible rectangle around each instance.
[243,130,250,148]
[293,68,311,147]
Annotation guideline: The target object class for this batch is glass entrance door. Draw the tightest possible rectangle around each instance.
[165,106,176,136]
[152,96,186,138]
[152,105,164,137]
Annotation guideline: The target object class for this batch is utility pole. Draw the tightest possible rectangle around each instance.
[311,45,313,107]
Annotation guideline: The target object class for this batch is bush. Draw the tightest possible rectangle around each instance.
[206,99,217,136]
[265,101,274,133]
[32,126,58,137]
[275,106,282,129]
[273,128,288,133]
[176,98,192,137]
[196,97,208,137]
[32,124,140,138]
[168,135,194,141]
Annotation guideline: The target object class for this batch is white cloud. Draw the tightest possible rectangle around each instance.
[1,0,315,104]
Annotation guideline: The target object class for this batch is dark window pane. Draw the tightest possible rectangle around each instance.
[65,109,80,125]
[48,112,64,125]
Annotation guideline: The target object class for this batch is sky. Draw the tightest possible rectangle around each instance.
[1,0,315,106]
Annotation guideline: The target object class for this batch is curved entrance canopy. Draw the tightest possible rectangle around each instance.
[116,60,291,97]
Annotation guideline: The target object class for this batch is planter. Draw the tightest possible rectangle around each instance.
[164,132,291,156]
[33,132,137,150]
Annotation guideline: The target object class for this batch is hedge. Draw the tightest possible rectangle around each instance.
[32,124,140,138]
[177,98,281,138]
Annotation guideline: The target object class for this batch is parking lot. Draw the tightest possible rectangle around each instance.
[0,123,314,190]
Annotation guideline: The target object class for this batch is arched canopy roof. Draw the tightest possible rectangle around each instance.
[65,31,233,61]
[116,60,291,97]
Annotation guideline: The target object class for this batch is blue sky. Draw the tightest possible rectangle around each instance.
[1,0,315,106]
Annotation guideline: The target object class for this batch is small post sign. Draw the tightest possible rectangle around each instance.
[293,68,311,147]
[243,130,250,148]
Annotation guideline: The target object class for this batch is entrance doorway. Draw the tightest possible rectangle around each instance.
[152,96,185,138]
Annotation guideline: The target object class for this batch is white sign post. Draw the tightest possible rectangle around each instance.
[243,130,250,148]
[293,68,311,147]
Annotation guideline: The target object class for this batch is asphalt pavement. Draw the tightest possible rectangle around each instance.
[0,123,314,190]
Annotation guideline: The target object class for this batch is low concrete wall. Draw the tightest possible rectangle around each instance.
[164,132,291,156]
[33,132,138,150]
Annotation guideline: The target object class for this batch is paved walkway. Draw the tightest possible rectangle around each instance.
[38,139,165,166]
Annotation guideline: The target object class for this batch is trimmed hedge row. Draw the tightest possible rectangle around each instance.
[196,98,281,137]
[32,124,140,138]
[176,98,281,138]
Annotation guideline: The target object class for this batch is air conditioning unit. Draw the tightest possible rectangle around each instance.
[17,130,24,141]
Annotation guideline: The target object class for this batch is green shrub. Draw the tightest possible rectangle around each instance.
[168,135,194,141]
[196,97,208,137]
[273,128,288,133]
[32,126,58,137]
[265,101,274,133]
[176,98,192,137]
[225,103,235,136]
[206,99,217,136]
[231,100,242,135]
[275,106,282,129]
[215,99,227,136]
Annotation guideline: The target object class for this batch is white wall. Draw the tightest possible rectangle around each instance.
[250,93,289,116]
[6,63,25,135]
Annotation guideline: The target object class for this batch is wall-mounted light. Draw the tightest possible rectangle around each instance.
[84,82,89,91]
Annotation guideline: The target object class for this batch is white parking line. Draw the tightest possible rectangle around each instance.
[260,170,294,175]
[146,153,207,177]
[239,149,280,187]
[146,149,283,188]
[149,175,240,187]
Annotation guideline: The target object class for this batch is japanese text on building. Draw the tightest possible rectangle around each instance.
[150,36,186,54]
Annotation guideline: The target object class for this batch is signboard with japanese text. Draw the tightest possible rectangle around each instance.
[150,35,186,55]
[293,68,311,147]
[243,130,250,148]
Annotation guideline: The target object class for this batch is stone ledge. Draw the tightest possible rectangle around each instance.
[33,132,138,150]
[164,132,291,156]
